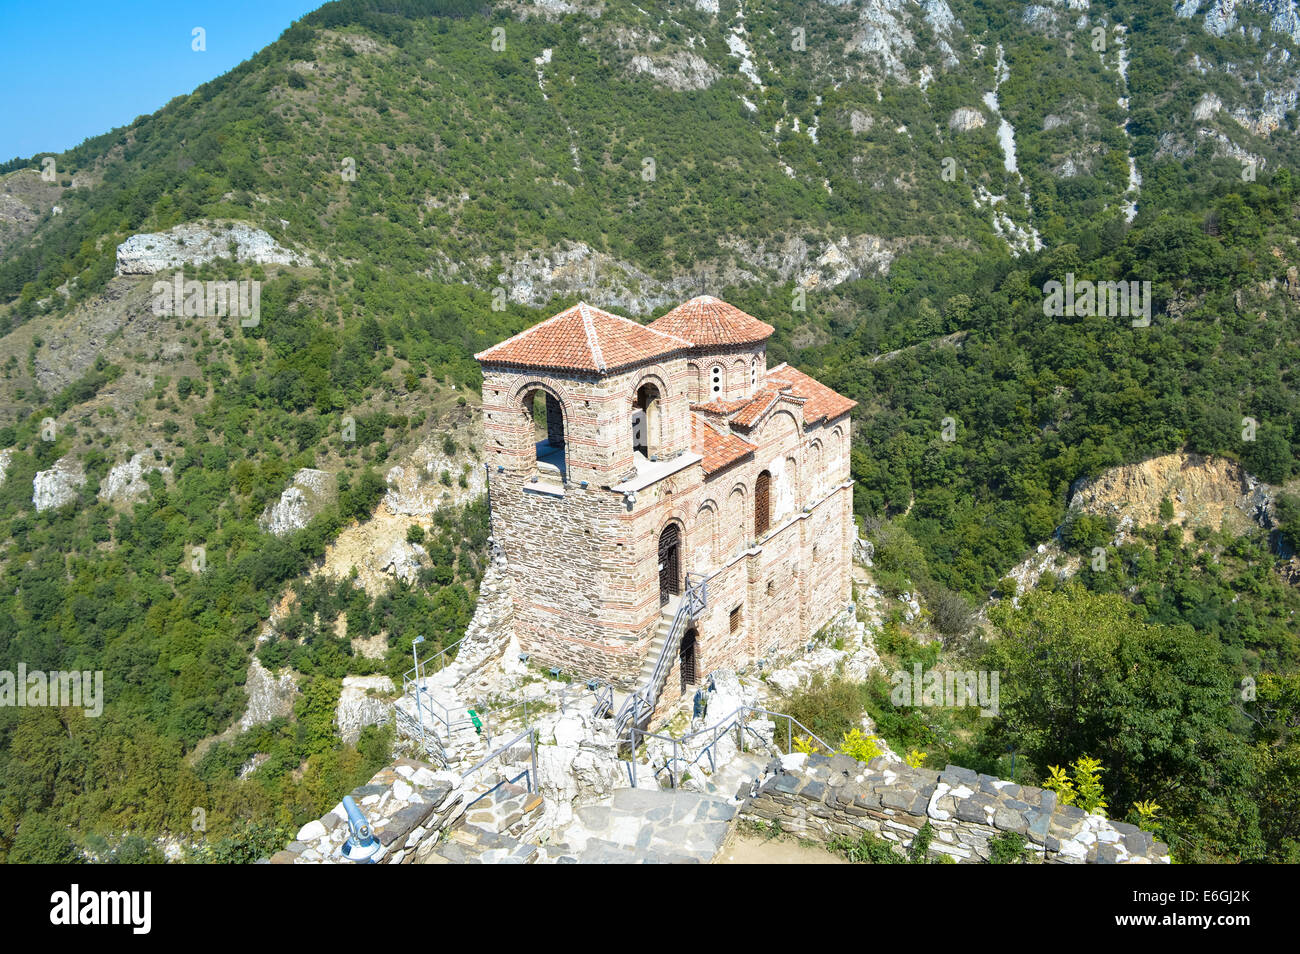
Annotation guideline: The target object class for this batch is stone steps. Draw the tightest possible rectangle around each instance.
[635,614,674,686]
[423,780,550,864]
[462,781,546,838]
[701,751,772,801]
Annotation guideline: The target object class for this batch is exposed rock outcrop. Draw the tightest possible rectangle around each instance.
[336,675,397,744]
[795,235,896,289]
[377,539,429,584]
[949,107,987,131]
[99,451,172,504]
[32,457,86,511]
[1001,452,1279,604]
[1068,452,1275,540]
[115,221,306,275]
[239,656,298,731]
[260,468,337,537]
[384,447,484,515]
[628,51,719,90]
[496,235,898,314]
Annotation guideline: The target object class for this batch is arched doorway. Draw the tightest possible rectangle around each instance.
[658,523,681,606]
[680,626,698,693]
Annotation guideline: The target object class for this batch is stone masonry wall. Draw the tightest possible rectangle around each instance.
[269,758,468,864]
[741,753,1172,864]
[480,331,854,701]
[650,481,854,720]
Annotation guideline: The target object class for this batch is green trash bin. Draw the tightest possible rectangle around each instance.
[468,709,483,735]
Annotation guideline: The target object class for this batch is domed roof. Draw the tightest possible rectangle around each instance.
[647,296,774,348]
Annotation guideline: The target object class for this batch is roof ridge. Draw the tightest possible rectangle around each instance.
[576,301,607,373]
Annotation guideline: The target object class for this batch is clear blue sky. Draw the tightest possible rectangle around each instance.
[0,1,327,161]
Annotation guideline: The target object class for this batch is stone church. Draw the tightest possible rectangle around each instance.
[475,296,855,725]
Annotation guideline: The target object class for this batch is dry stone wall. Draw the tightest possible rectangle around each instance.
[268,759,466,865]
[741,753,1171,864]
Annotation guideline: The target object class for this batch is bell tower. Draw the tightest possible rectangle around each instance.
[475,302,694,684]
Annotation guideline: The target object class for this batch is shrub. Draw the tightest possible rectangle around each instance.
[989,831,1028,864]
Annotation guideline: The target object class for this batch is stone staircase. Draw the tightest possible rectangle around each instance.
[699,750,773,800]
[423,780,549,864]
[611,596,681,724]
[638,595,680,688]
[394,666,493,772]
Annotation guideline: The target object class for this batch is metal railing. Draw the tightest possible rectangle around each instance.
[614,573,707,744]
[401,636,464,693]
[591,683,614,719]
[461,728,539,809]
[394,707,449,768]
[623,705,836,790]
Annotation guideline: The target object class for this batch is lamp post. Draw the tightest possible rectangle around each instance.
[412,636,426,751]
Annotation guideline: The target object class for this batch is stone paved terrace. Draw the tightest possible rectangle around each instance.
[547,787,739,863]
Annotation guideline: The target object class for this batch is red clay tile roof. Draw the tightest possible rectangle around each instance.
[765,363,857,424]
[729,387,792,430]
[690,398,749,416]
[691,414,756,476]
[475,302,692,374]
[647,296,774,347]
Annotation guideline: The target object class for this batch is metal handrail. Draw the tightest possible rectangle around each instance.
[464,768,535,811]
[624,705,837,789]
[743,705,837,758]
[405,685,478,735]
[401,636,464,690]
[460,727,539,808]
[394,707,449,768]
[614,574,707,741]
[591,683,614,718]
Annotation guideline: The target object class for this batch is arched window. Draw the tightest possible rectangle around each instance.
[524,388,565,482]
[710,364,724,397]
[750,356,758,389]
[695,502,718,568]
[754,470,772,537]
[633,382,661,458]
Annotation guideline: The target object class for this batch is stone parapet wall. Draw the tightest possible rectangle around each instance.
[740,753,1171,864]
[269,759,467,864]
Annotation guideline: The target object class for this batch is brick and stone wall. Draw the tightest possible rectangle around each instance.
[689,343,767,402]
[740,753,1172,864]
[481,336,855,706]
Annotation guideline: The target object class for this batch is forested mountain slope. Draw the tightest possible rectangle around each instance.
[0,0,1297,862]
